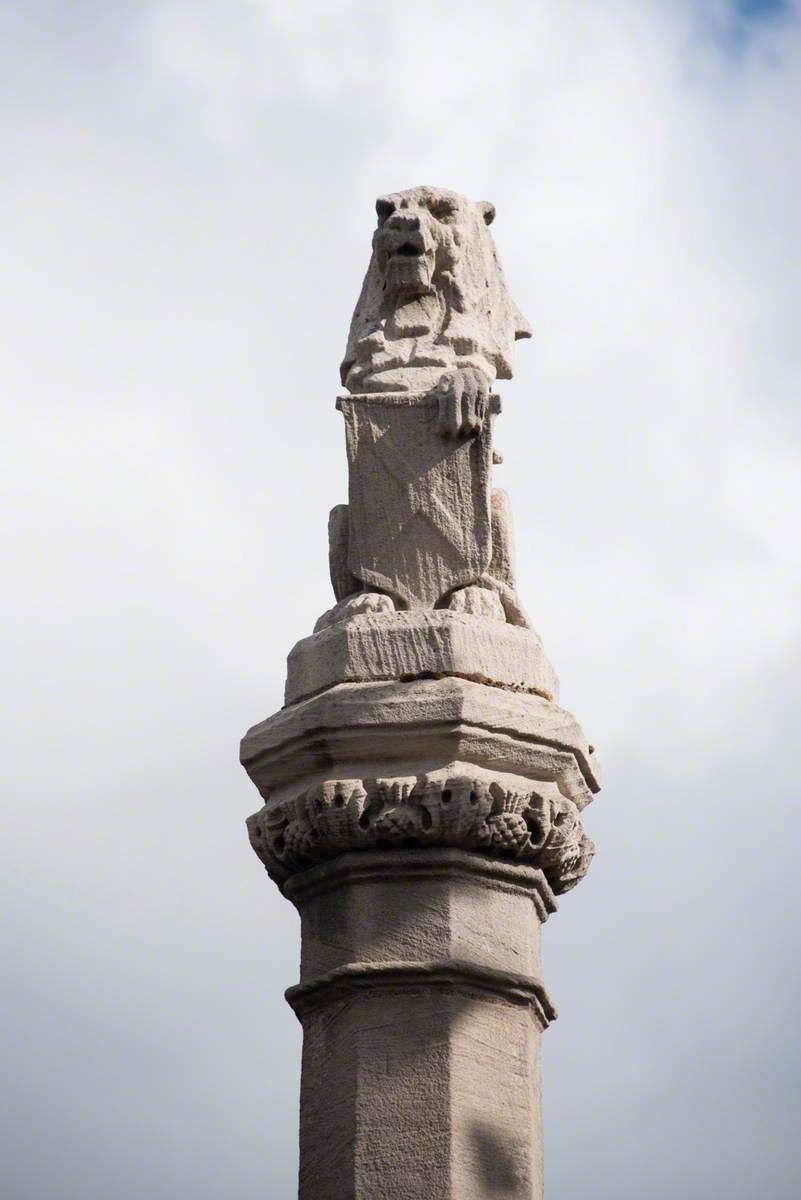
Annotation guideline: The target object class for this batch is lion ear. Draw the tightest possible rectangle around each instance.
[513,304,533,340]
[479,200,496,226]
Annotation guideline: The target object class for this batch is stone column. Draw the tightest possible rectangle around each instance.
[241,672,599,1200]
[286,849,555,1200]
[240,185,601,1198]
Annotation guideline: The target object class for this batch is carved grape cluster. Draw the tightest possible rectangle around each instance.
[247,774,593,895]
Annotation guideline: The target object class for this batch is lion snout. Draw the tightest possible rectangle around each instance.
[381,222,427,263]
[386,210,421,234]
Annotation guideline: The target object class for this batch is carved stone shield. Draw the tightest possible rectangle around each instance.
[338,393,496,608]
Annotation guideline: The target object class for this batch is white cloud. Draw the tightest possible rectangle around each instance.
[3,3,801,1197]
[138,0,801,742]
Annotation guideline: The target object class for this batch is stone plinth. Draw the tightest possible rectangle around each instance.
[284,611,559,706]
[284,849,556,1200]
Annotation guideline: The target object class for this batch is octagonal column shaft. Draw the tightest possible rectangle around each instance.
[283,849,557,1200]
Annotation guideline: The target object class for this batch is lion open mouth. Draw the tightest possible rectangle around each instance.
[391,241,423,258]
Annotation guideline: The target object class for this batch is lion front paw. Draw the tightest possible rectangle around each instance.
[313,592,395,634]
[435,367,490,438]
[447,585,506,622]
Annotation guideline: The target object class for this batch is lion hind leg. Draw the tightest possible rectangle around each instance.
[472,489,531,628]
[317,505,395,633]
[328,504,360,602]
[489,488,516,591]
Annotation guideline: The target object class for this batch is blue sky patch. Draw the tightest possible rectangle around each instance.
[707,0,794,54]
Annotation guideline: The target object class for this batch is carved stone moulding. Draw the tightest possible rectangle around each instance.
[285,610,559,706]
[284,849,558,1029]
[247,765,594,895]
[286,957,557,1030]
[241,677,600,894]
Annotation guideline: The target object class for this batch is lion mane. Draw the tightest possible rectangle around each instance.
[341,185,531,394]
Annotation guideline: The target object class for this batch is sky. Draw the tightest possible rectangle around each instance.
[2,1,800,1197]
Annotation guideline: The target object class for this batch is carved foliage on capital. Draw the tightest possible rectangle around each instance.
[247,773,594,895]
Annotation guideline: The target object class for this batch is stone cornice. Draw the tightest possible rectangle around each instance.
[241,677,601,810]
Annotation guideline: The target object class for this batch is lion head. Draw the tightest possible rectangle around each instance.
[341,185,531,394]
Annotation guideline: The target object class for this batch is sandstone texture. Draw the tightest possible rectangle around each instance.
[287,850,553,1200]
[242,676,598,897]
[340,186,530,401]
[337,391,498,610]
[285,610,559,705]
[243,677,599,808]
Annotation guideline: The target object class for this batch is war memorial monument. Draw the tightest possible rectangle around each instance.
[240,186,601,1199]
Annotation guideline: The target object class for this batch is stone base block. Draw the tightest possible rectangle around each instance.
[284,610,559,705]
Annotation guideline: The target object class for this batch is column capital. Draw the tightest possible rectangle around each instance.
[243,676,599,896]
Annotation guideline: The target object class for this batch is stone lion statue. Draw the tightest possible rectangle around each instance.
[341,185,531,436]
[316,185,533,631]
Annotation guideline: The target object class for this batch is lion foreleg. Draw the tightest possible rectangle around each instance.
[435,366,490,438]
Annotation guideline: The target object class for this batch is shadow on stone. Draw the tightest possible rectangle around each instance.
[469,1120,527,1195]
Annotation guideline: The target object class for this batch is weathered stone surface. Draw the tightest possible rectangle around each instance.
[313,591,395,634]
[284,849,553,1200]
[239,184,603,1200]
[243,675,598,895]
[332,187,536,612]
[286,850,555,991]
[285,610,559,705]
[326,504,359,602]
[446,583,505,620]
[242,676,600,811]
[339,392,497,609]
[247,766,593,895]
[324,477,531,628]
[341,186,531,407]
